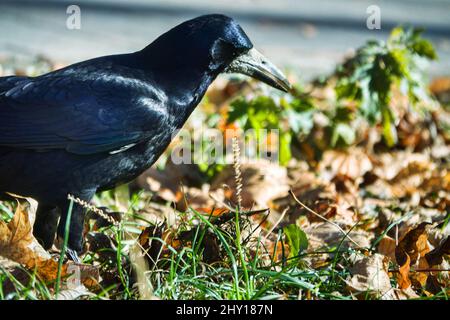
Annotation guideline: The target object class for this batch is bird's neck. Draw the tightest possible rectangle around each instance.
[122,51,220,127]
[169,70,216,127]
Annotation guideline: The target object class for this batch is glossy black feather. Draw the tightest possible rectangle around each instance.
[0,56,168,154]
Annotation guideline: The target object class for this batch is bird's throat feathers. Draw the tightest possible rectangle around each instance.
[132,51,218,127]
[168,70,215,128]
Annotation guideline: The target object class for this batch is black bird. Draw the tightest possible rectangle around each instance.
[0,14,290,258]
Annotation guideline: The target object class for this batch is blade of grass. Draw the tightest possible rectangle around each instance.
[235,206,251,299]
[191,208,242,299]
[55,198,74,298]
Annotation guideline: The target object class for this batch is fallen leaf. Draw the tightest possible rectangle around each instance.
[425,236,450,267]
[346,254,394,299]
[430,77,450,104]
[395,222,432,290]
[395,222,431,266]
[55,286,95,300]
[0,202,98,288]
[305,222,373,250]
[377,236,397,262]
[319,148,373,182]
[373,152,432,181]
[211,159,289,208]
[176,186,226,212]
[136,160,204,203]
[0,203,63,282]
[397,254,412,290]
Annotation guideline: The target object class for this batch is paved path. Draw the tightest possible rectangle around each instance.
[0,0,449,79]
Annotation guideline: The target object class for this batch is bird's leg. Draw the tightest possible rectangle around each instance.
[57,201,88,261]
[33,204,60,250]
[65,247,81,263]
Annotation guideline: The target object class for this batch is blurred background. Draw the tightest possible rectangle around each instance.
[0,0,449,80]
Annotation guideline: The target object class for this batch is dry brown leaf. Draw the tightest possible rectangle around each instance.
[413,255,430,287]
[377,236,397,262]
[211,159,289,208]
[55,286,95,300]
[176,186,225,212]
[136,160,204,203]
[425,236,450,267]
[421,170,450,193]
[395,222,431,266]
[373,152,432,181]
[397,254,412,290]
[391,286,420,299]
[396,112,433,150]
[430,77,450,104]
[0,203,64,282]
[275,174,357,227]
[346,254,394,299]
[265,240,289,264]
[395,222,432,290]
[138,223,183,263]
[305,222,373,250]
[0,203,98,287]
[366,151,441,201]
[319,148,373,182]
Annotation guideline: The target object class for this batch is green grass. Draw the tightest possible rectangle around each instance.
[0,188,359,300]
[95,190,357,300]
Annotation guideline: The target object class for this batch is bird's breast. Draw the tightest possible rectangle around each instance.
[94,126,176,190]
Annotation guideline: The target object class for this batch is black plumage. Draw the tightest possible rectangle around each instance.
[0,14,290,257]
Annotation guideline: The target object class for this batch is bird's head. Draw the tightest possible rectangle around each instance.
[143,14,291,92]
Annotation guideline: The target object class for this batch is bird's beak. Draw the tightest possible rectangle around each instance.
[225,48,291,92]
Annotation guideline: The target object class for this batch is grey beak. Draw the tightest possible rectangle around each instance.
[225,48,291,92]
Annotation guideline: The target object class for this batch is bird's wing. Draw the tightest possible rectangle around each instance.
[0,76,30,92]
[0,68,168,155]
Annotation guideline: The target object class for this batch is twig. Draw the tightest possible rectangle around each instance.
[288,190,362,248]
[208,192,236,212]
[243,209,271,244]
[262,207,288,242]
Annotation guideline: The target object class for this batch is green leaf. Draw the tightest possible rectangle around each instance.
[228,98,250,125]
[283,224,308,258]
[381,106,398,147]
[389,26,405,44]
[285,108,314,135]
[279,132,292,166]
[359,79,380,124]
[331,123,356,147]
[412,39,437,60]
